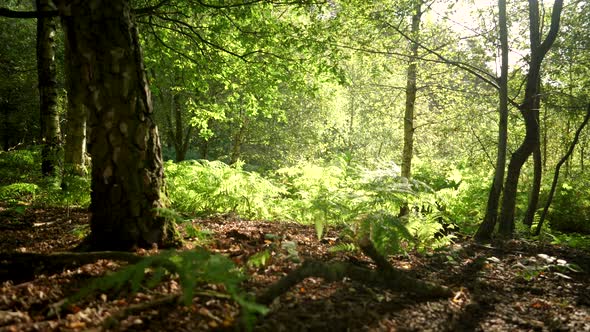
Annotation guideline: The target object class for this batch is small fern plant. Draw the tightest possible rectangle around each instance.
[67,249,267,318]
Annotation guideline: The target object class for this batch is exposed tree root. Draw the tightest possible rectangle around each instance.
[258,236,452,305]
[0,251,143,282]
[2,237,452,305]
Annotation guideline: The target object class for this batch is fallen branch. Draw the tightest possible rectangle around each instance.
[258,237,452,305]
[102,294,180,329]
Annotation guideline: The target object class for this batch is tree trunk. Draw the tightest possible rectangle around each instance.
[62,15,87,176]
[523,95,543,228]
[399,1,421,217]
[523,144,542,227]
[401,1,421,181]
[474,0,509,242]
[200,137,210,160]
[497,0,563,238]
[536,103,590,235]
[37,0,62,177]
[172,93,193,162]
[542,107,548,172]
[60,0,179,250]
[581,144,585,172]
[230,112,248,165]
[564,118,570,177]
[164,91,192,162]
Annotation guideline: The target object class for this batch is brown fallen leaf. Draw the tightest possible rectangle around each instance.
[67,321,86,329]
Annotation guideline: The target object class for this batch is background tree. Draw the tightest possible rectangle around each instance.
[36,0,62,177]
[62,14,87,175]
[498,0,563,238]
[475,0,509,241]
[0,3,38,150]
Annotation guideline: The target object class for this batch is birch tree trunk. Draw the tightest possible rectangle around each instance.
[399,1,422,216]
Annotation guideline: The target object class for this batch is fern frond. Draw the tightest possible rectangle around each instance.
[329,242,358,253]
[68,249,266,316]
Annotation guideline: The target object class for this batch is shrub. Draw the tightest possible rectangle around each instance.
[0,148,40,185]
[0,182,39,203]
[549,181,590,234]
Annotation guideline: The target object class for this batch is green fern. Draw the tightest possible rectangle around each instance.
[0,182,38,203]
[328,242,358,253]
[68,249,267,316]
[247,250,271,268]
[359,211,414,255]
[165,160,285,219]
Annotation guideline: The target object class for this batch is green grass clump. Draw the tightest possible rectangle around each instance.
[0,148,90,208]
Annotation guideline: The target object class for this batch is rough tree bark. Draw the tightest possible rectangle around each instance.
[59,0,179,250]
[498,0,563,238]
[37,0,62,177]
[474,0,509,242]
[62,15,87,176]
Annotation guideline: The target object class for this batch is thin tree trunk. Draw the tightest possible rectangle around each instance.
[474,0,509,242]
[564,66,574,178]
[399,1,422,217]
[498,0,563,238]
[172,93,193,162]
[523,144,542,227]
[230,110,248,165]
[61,0,179,250]
[523,95,543,227]
[63,15,87,176]
[37,0,62,177]
[542,107,548,172]
[200,138,209,160]
[564,117,571,177]
[174,93,184,161]
[536,103,590,235]
[581,144,585,172]
[401,1,421,181]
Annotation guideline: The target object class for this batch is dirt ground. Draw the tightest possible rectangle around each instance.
[0,204,589,331]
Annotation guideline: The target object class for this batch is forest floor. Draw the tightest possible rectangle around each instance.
[0,204,589,331]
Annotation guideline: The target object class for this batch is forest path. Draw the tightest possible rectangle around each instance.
[0,204,589,331]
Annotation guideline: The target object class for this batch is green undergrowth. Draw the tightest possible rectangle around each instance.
[165,157,460,255]
[0,148,90,212]
[544,231,590,251]
[67,248,266,328]
[3,147,588,254]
